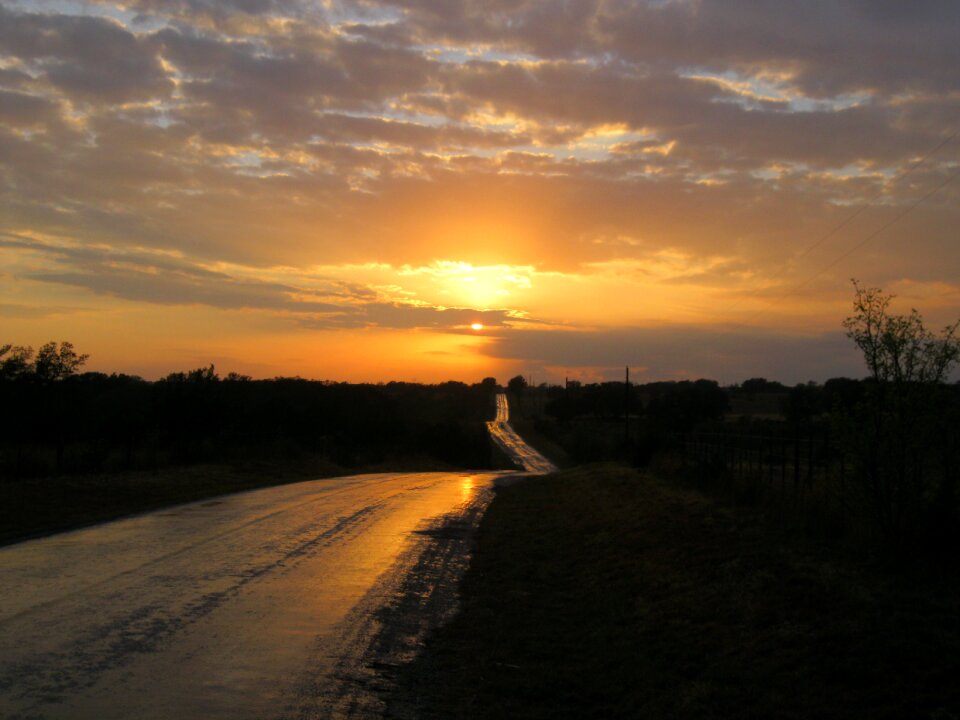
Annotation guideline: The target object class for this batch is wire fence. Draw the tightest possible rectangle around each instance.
[678,428,850,517]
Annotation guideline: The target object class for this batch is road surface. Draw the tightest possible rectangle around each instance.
[488,392,558,474]
[0,394,553,719]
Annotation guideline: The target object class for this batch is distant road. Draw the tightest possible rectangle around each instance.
[0,394,552,719]
[488,392,558,474]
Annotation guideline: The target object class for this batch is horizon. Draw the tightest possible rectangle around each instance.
[2,1,958,384]
[0,341,898,388]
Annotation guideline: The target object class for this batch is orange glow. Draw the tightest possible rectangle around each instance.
[460,474,476,502]
[3,1,958,385]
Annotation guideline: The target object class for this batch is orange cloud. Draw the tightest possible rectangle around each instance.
[1,0,958,382]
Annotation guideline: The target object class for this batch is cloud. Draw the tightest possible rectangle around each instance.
[2,235,354,312]
[299,302,517,330]
[0,6,172,103]
[1,234,534,332]
[0,302,82,319]
[597,0,960,97]
[0,89,62,127]
[1,0,958,380]
[482,325,866,385]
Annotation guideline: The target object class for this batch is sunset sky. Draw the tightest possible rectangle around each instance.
[2,0,958,384]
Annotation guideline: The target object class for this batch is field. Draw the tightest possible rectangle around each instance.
[390,464,960,719]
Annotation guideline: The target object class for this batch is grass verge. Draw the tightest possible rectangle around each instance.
[390,464,960,719]
[509,417,573,468]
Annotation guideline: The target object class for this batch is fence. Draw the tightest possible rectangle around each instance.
[678,428,850,518]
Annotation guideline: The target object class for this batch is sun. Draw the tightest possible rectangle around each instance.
[471,323,484,331]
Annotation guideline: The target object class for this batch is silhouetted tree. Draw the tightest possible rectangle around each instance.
[839,280,960,547]
[843,281,959,384]
[782,382,822,430]
[647,379,728,434]
[0,344,33,380]
[0,352,500,479]
[507,375,528,393]
[33,342,88,382]
[478,376,498,392]
[741,377,787,395]
[822,377,862,413]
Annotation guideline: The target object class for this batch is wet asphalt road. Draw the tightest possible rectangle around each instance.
[0,394,553,719]
[487,392,557,475]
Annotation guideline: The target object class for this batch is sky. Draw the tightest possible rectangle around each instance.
[1,0,958,385]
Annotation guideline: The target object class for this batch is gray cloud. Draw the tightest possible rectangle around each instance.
[375,0,960,96]
[299,303,516,330]
[31,268,344,313]
[1,0,958,381]
[598,0,960,97]
[2,234,526,332]
[2,236,346,312]
[0,89,61,126]
[0,6,172,102]
[483,326,866,385]
[309,112,531,150]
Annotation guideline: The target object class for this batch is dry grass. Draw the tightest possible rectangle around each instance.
[391,464,960,719]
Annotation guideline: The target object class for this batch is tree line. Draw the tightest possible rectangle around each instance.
[508,282,960,553]
[0,351,500,479]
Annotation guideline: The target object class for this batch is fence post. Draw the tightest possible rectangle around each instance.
[794,430,801,496]
[755,434,761,481]
[740,436,745,476]
[781,432,787,488]
[768,435,775,485]
[839,451,846,520]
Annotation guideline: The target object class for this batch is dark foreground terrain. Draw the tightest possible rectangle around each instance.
[390,464,960,719]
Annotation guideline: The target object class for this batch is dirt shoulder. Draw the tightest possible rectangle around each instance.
[389,464,960,719]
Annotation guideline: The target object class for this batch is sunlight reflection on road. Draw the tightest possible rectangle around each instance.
[0,394,552,719]
[487,393,558,474]
[461,474,476,502]
[0,472,499,719]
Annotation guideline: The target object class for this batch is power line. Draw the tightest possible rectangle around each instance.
[787,162,960,295]
[732,161,960,324]
[719,128,958,316]
[790,128,958,267]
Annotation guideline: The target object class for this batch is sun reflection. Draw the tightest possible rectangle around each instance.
[460,475,475,503]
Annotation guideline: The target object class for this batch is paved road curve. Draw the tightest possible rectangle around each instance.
[0,394,553,719]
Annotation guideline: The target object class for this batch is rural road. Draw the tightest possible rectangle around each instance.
[0,394,553,719]
[487,392,557,475]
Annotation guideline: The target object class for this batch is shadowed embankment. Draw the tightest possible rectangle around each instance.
[390,464,960,719]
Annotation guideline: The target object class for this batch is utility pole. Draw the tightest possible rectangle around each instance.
[625,365,630,443]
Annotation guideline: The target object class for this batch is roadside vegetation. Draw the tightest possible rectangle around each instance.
[391,465,960,719]
[390,282,959,717]
[505,282,960,564]
[0,349,500,542]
